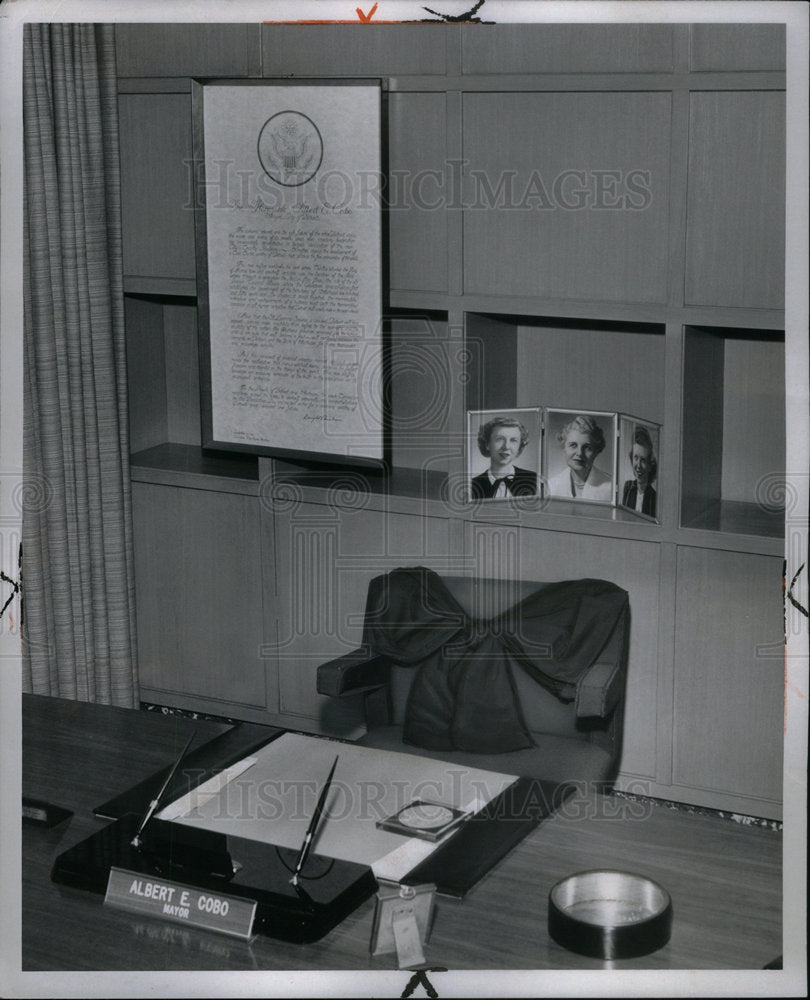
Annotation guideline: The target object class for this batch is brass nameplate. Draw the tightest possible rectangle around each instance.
[104,867,256,939]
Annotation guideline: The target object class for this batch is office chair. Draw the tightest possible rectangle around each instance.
[317,567,630,788]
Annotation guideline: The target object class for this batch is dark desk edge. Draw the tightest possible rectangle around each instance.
[403,778,573,897]
[94,723,283,819]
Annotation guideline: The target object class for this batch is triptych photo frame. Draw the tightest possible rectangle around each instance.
[467,408,661,522]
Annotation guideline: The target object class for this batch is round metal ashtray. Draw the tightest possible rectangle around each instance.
[548,869,673,960]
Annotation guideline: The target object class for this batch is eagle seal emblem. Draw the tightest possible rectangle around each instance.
[257,111,323,186]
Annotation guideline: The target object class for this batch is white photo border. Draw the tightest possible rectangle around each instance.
[544,407,618,506]
[466,407,543,502]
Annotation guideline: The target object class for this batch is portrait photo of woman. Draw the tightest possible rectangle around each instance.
[618,416,660,521]
[467,408,542,501]
[545,409,617,504]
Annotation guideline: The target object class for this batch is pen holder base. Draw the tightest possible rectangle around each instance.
[52,813,377,943]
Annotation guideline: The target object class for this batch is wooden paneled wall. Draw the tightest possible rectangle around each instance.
[117,21,788,820]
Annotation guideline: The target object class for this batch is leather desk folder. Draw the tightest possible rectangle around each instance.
[403,777,574,897]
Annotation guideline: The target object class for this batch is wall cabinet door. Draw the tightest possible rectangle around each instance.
[116,23,261,78]
[672,547,784,814]
[118,93,196,283]
[260,24,447,76]
[388,93,448,294]
[461,23,675,74]
[688,24,785,72]
[462,91,672,304]
[132,483,267,710]
[685,91,785,310]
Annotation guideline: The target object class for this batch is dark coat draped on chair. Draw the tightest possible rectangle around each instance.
[361,567,629,754]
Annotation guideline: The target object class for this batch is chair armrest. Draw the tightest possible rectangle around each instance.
[316,647,389,698]
[575,659,623,719]
[575,600,629,719]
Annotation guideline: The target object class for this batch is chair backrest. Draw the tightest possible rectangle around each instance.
[387,575,583,739]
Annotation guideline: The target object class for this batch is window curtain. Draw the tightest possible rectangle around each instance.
[22,23,139,706]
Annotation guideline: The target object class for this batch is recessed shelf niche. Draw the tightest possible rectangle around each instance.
[681,325,785,538]
[465,311,666,422]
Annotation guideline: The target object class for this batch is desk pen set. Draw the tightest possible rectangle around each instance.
[51,726,566,943]
[51,737,376,942]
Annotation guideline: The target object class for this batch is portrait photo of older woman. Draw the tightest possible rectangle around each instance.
[546,410,616,503]
[468,409,541,500]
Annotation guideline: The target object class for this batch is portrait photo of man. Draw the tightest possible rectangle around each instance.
[468,409,541,500]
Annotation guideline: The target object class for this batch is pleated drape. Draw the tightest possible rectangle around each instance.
[22,23,139,706]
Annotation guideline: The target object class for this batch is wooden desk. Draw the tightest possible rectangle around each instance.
[22,694,781,972]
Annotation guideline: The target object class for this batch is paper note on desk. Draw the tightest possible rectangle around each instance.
[161,734,516,881]
[156,757,257,821]
[372,837,438,881]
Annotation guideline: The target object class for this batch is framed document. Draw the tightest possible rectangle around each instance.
[194,81,383,464]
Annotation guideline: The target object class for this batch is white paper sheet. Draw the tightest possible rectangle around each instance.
[160,733,516,881]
